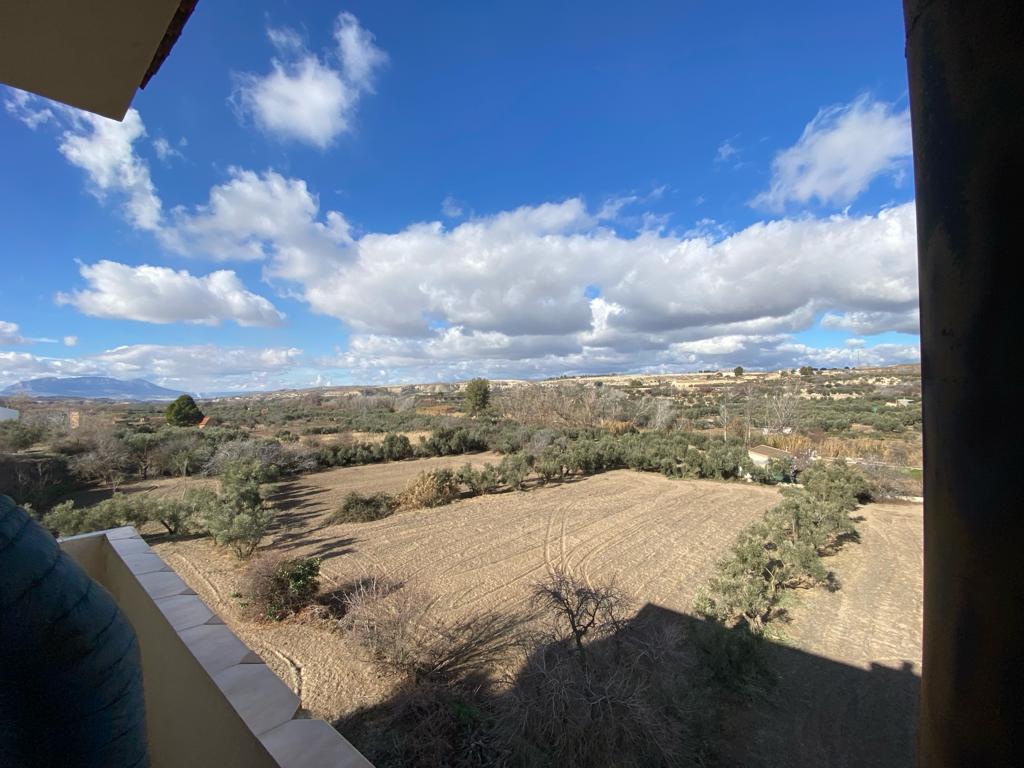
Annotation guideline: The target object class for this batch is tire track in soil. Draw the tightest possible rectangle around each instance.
[560,479,692,584]
[453,489,631,606]
[164,550,228,610]
[576,487,714,587]
[269,647,305,700]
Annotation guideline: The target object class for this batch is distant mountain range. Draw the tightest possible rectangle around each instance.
[1,376,185,401]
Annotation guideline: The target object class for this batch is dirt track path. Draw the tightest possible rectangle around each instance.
[739,502,923,768]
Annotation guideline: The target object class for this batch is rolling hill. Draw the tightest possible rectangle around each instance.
[1,376,185,401]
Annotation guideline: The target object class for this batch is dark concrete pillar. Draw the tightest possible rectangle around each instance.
[903,1,1024,765]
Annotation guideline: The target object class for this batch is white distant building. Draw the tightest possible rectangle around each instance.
[0,406,19,422]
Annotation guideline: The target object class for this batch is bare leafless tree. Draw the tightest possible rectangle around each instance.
[765,386,800,434]
[532,567,630,666]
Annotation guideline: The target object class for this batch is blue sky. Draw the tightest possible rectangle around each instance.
[0,1,920,392]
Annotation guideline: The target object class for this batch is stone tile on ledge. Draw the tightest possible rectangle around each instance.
[155,593,215,632]
[213,663,300,737]
[261,720,373,768]
[103,526,141,540]
[180,623,259,676]
[121,551,172,575]
[137,569,195,600]
[109,536,153,556]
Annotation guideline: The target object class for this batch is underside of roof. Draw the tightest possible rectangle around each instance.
[141,1,198,90]
[0,0,198,120]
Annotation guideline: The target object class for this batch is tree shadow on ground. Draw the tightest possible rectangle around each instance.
[267,483,331,536]
[334,604,919,768]
[267,481,324,517]
[63,482,159,508]
[263,481,360,559]
[269,532,357,561]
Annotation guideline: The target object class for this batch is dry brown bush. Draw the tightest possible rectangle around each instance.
[531,567,629,660]
[398,469,461,510]
[335,578,519,767]
[343,583,528,684]
[338,569,697,767]
[765,433,922,466]
[493,569,693,767]
[494,631,692,767]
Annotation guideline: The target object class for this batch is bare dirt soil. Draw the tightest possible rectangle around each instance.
[735,501,923,768]
[149,460,782,721]
[143,457,922,766]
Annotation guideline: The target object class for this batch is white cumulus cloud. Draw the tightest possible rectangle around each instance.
[167,168,355,282]
[58,108,163,231]
[152,137,184,163]
[334,12,389,92]
[0,320,28,346]
[8,86,924,383]
[441,195,465,218]
[752,95,912,211]
[820,308,919,335]
[163,163,920,379]
[4,87,55,128]
[57,260,285,327]
[232,12,387,148]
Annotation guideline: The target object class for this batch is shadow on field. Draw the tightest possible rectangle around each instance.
[268,529,357,560]
[268,481,324,517]
[267,481,357,559]
[335,604,920,768]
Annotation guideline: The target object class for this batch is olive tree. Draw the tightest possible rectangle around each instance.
[203,460,271,558]
[463,378,491,415]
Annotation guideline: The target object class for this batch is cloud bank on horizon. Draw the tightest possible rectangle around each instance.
[1,6,919,391]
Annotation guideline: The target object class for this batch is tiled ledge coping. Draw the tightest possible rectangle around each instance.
[59,527,372,768]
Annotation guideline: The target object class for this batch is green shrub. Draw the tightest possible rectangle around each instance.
[697,460,868,633]
[498,453,533,490]
[243,554,321,620]
[535,446,568,483]
[750,457,796,485]
[205,442,282,481]
[42,499,124,537]
[381,433,414,461]
[420,427,487,457]
[701,442,752,480]
[0,421,48,452]
[695,523,787,632]
[766,488,856,554]
[333,491,399,523]
[175,488,219,534]
[456,463,501,495]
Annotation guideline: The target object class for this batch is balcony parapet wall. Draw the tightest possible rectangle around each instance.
[60,527,371,768]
